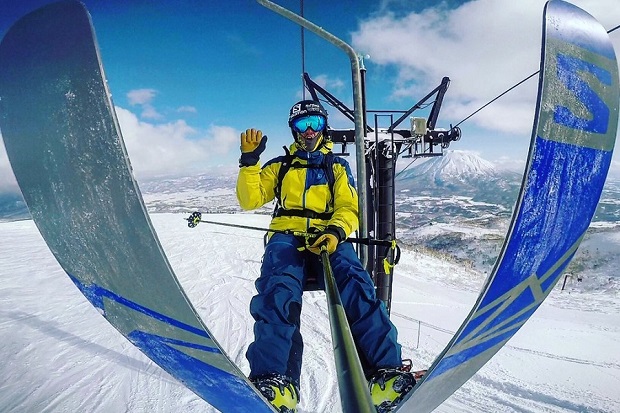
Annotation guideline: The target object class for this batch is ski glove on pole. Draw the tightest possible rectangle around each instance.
[308,226,346,255]
[239,128,267,167]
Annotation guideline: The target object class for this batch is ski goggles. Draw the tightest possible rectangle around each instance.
[292,115,326,133]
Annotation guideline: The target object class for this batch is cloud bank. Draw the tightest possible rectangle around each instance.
[351,0,620,134]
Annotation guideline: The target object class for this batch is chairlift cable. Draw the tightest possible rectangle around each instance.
[453,71,538,128]
[453,23,620,128]
[300,0,306,100]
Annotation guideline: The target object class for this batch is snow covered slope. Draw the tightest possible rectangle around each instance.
[1,213,619,412]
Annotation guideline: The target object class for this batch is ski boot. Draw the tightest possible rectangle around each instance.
[251,373,299,413]
[368,368,417,413]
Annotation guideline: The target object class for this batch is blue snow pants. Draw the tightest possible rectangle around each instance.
[246,233,402,385]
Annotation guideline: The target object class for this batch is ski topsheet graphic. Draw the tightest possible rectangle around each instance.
[0,2,274,412]
[1,1,617,412]
[396,1,618,411]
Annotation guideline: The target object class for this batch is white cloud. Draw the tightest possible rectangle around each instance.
[139,105,163,120]
[127,88,158,105]
[126,88,163,120]
[297,73,347,102]
[312,74,346,92]
[116,107,238,180]
[491,155,527,173]
[351,0,620,134]
[177,106,198,114]
[0,106,240,193]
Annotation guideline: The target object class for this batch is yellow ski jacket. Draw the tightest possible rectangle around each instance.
[236,142,359,237]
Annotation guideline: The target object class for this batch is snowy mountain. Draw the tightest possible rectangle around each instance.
[2,149,619,286]
[389,151,620,280]
[3,149,619,225]
[398,150,502,182]
[395,150,522,213]
[595,178,620,222]
[392,151,521,265]
[138,167,245,214]
[0,192,27,222]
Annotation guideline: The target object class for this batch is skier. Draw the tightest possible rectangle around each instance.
[236,100,415,413]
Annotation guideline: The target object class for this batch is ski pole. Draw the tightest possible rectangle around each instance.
[319,244,375,413]
[185,211,312,239]
[185,211,401,260]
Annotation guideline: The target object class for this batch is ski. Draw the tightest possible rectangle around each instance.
[395,1,618,411]
[0,2,274,412]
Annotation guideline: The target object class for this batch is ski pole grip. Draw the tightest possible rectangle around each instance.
[320,240,329,252]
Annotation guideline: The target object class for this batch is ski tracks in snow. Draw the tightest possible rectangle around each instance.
[3,214,620,412]
[156,213,344,412]
[389,243,620,413]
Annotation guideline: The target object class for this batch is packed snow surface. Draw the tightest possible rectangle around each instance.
[1,213,619,413]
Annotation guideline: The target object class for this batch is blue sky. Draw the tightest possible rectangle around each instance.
[1,0,620,189]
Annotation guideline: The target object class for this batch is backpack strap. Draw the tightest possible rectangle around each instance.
[273,148,337,219]
[274,146,294,208]
[322,152,336,210]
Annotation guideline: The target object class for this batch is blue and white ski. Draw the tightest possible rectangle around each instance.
[0,2,274,412]
[396,1,619,411]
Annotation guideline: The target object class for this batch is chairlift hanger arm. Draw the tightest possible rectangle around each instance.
[304,73,374,133]
[427,77,450,129]
[388,76,450,132]
[256,0,370,281]
[304,73,354,123]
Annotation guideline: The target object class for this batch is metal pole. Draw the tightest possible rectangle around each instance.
[320,249,375,413]
[256,0,369,267]
[375,138,396,312]
[417,320,421,349]
[300,0,305,99]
